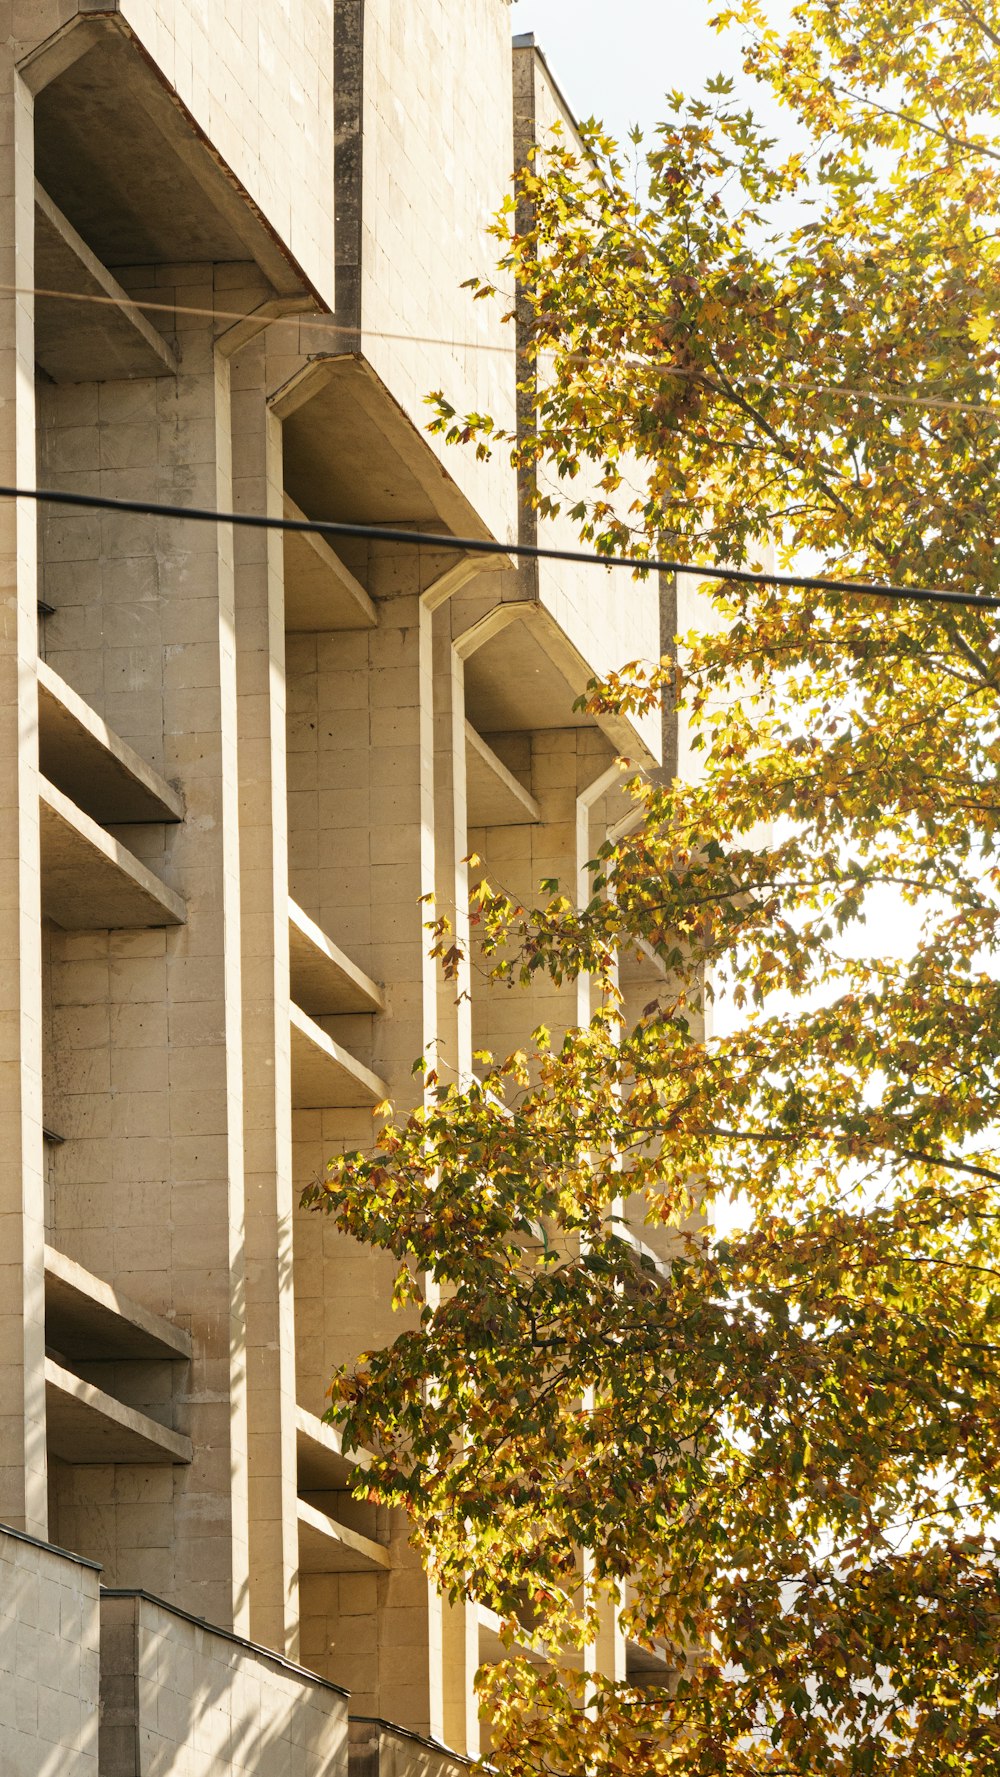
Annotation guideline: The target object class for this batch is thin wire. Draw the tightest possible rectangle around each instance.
[6,481,999,612]
[5,280,514,359]
[9,277,1000,424]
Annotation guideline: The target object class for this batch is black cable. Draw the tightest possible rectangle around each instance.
[3,481,999,612]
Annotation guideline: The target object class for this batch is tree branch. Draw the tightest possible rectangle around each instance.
[836,82,1000,166]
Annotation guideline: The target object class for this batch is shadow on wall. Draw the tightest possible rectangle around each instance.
[99,1589,350,1777]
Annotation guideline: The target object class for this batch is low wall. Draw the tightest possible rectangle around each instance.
[348,1717,470,1777]
[0,1520,101,1777]
[100,1589,350,1777]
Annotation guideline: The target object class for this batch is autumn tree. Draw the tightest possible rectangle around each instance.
[304,3,1000,1770]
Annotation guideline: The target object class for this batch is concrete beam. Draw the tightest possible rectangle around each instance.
[283,495,377,631]
[476,1605,549,1669]
[289,901,383,1016]
[296,1404,369,1490]
[39,777,186,930]
[38,661,184,825]
[289,1003,388,1108]
[421,556,496,614]
[465,722,540,828]
[297,1498,390,1574]
[272,355,501,541]
[30,17,315,300]
[462,601,659,767]
[44,1358,192,1465]
[34,182,178,383]
[45,1245,192,1364]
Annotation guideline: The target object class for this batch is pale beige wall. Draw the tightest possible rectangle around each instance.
[360,0,518,544]
[100,1590,349,1777]
[119,0,336,303]
[0,1524,100,1777]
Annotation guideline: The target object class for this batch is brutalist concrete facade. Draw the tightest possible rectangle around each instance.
[0,5,665,1769]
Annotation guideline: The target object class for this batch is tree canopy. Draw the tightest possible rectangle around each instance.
[304,3,1000,1770]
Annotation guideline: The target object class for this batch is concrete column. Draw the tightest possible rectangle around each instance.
[442,1594,481,1760]
[229,320,299,1659]
[430,604,479,1756]
[584,1553,627,1693]
[0,54,46,1539]
[431,605,472,1085]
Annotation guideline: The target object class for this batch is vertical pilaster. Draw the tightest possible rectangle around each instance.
[358,547,445,1742]
[432,605,472,1083]
[0,55,45,1538]
[431,605,480,1755]
[230,319,299,1659]
[442,1596,482,1760]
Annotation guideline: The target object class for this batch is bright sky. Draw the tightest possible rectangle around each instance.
[508,0,792,143]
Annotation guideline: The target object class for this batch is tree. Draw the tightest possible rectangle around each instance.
[304,3,1000,1770]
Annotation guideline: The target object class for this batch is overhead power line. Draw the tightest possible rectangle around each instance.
[3,481,999,612]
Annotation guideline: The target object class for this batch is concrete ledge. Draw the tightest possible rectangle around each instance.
[465,722,540,827]
[283,495,378,631]
[290,1002,389,1108]
[477,1604,549,1669]
[296,1403,370,1488]
[38,661,184,825]
[626,1636,672,1683]
[290,901,384,1015]
[45,1245,192,1364]
[297,1498,390,1575]
[44,1358,193,1466]
[35,181,178,383]
[271,355,501,544]
[39,777,186,930]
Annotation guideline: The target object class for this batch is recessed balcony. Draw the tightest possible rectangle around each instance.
[296,1403,369,1490]
[297,1498,390,1575]
[34,181,178,383]
[45,1245,192,1364]
[289,901,384,1017]
[282,495,377,632]
[289,1002,388,1109]
[45,1358,192,1466]
[39,776,185,930]
[38,660,183,826]
[465,721,540,827]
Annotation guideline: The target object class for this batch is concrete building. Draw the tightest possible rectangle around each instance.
[0,5,666,1771]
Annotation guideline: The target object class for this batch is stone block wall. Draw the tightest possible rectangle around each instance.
[119,0,337,305]
[360,0,519,543]
[99,1589,350,1777]
[0,1521,100,1777]
[348,1717,470,1777]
